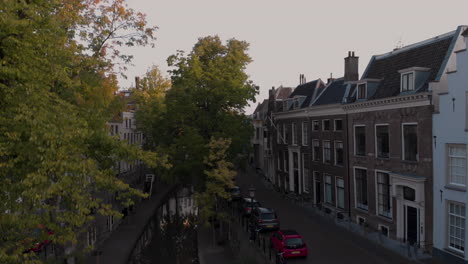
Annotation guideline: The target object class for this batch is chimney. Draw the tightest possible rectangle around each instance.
[299,74,303,84]
[135,76,140,90]
[344,51,359,82]
[327,73,334,84]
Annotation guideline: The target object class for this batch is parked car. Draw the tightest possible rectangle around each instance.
[250,207,280,231]
[239,197,261,216]
[270,230,308,258]
[228,186,241,201]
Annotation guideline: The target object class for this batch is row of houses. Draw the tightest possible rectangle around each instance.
[252,25,468,263]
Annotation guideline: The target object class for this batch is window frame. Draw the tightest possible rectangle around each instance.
[312,140,320,161]
[292,123,297,145]
[354,167,368,211]
[354,125,366,157]
[302,153,310,193]
[282,123,287,144]
[323,119,331,131]
[302,122,308,146]
[401,71,415,92]
[334,140,344,166]
[375,124,390,159]
[334,119,343,132]
[284,151,289,172]
[324,174,333,204]
[446,200,466,254]
[323,140,331,164]
[375,170,392,219]
[446,143,467,188]
[336,177,345,209]
[312,120,320,131]
[357,83,367,100]
[402,123,418,161]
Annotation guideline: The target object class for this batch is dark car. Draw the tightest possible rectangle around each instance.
[250,207,280,231]
[239,197,261,216]
[270,230,308,258]
[229,186,241,201]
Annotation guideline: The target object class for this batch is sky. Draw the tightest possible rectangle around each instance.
[119,0,468,114]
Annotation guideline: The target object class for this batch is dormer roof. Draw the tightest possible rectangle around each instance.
[359,30,456,100]
[288,79,325,109]
[312,78,348,106]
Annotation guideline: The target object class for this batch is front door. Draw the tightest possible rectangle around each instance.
[315,179,321,205]
[293,152,299,194]
[406,205,418,245]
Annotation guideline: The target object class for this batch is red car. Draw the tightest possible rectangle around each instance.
[270,230,308,258]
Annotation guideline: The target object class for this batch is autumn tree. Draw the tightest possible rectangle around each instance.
[0,0,162,263]
[136,36,258,223]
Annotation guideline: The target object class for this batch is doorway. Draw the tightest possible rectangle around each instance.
[406,205,418,245]
[314,173,321,205]
[293,152,299,194]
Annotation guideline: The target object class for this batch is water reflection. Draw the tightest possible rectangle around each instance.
[141,186,198,264]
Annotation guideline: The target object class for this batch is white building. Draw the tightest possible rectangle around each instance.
[433,26,468,263]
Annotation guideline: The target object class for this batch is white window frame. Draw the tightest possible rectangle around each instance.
[375,170,392,219]
[334,119,343,131]
[447,144,467,188]
[378,224,390,237]
[312,120,320,131]
[334,140,344,166]
[335,177,345,209]
[322,119,331,131]
[447,201,466,254]
[284,151,288,172]
[87,225,97,247]
[402,122,418,161]
[324,174,332,204]
[400,71,415,92]
[323,140,331,164]
[312,140,320,161]
[375,124,390,159]
[292,123,297,145]
[354,166,368,211]
[357,83,367,100]
[294,98,300,109]
[282,124,286,144]
[354,125,366,157]
[302,122,308,146]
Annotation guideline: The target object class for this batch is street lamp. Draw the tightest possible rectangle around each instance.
[248,186,256,216]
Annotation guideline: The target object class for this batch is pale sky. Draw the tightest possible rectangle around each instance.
[120,0,468,114]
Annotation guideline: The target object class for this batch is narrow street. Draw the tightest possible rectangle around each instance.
[236,166,413,264]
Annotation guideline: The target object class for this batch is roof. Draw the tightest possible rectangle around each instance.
[462,28,468,36]
[288,79,325,109]
[312,78,347,106]
[360,31,455,100]
[275,87,294,100]
[280,230,299,236]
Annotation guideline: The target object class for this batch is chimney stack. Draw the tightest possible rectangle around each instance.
[327,73,334,84]
[344,51,359,82]
[135,76,140,90]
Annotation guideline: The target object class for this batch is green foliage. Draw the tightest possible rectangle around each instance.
[136,36,258,225]
[0,0,162,263]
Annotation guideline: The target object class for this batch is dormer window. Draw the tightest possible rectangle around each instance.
[293,98,300,109]
[401,72,414,92]
[283,101,288,111]
[357,83,367,100]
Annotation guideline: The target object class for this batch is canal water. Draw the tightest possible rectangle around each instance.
[140,186,199,264]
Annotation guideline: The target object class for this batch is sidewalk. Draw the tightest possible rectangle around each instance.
[86,182,177,264]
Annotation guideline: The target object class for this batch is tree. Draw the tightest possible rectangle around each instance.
[136,36,258,224]
[0,1,162,263]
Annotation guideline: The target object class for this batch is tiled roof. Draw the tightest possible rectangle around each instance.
[313,78,347,106]
[463,28,468,36]
[362,33,455,100]
[289,79,325,108]
[275,87,293,100]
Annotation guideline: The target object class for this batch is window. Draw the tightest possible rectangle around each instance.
[355,126,366,156]
[303,154,310,193]
[294,98,300,109]
[357,83,366,99]
[379,225,389,237]
[115,125,118,134]
[448,144,467,187]
[376,125,389,159]
[312,120,320,131]
[355,168,368,210]
[277,154,281,171]
[376,172,392,218]
[336,178,345,209]
[334,119,343,131]
[283,101,288,111]
[323,141,331,163]
[324,175,332,204]
[129,119,132,128]
[87,226,97,247]
[313,140,320,161]
[403,187,415,201]
[292,123,298,145]
[357,216,366,225]
[402,124,418,161]
[401,72,414,92]
[448,202,465,253]
[335,141,344,166]
[282,124,286,144]
[107,215,114,231]
[285,124,290,144]
[277,124,282,144]
[323,120,331,131]
[302,122,308,146]
[256,128,260,140]
[284,151,288,172]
